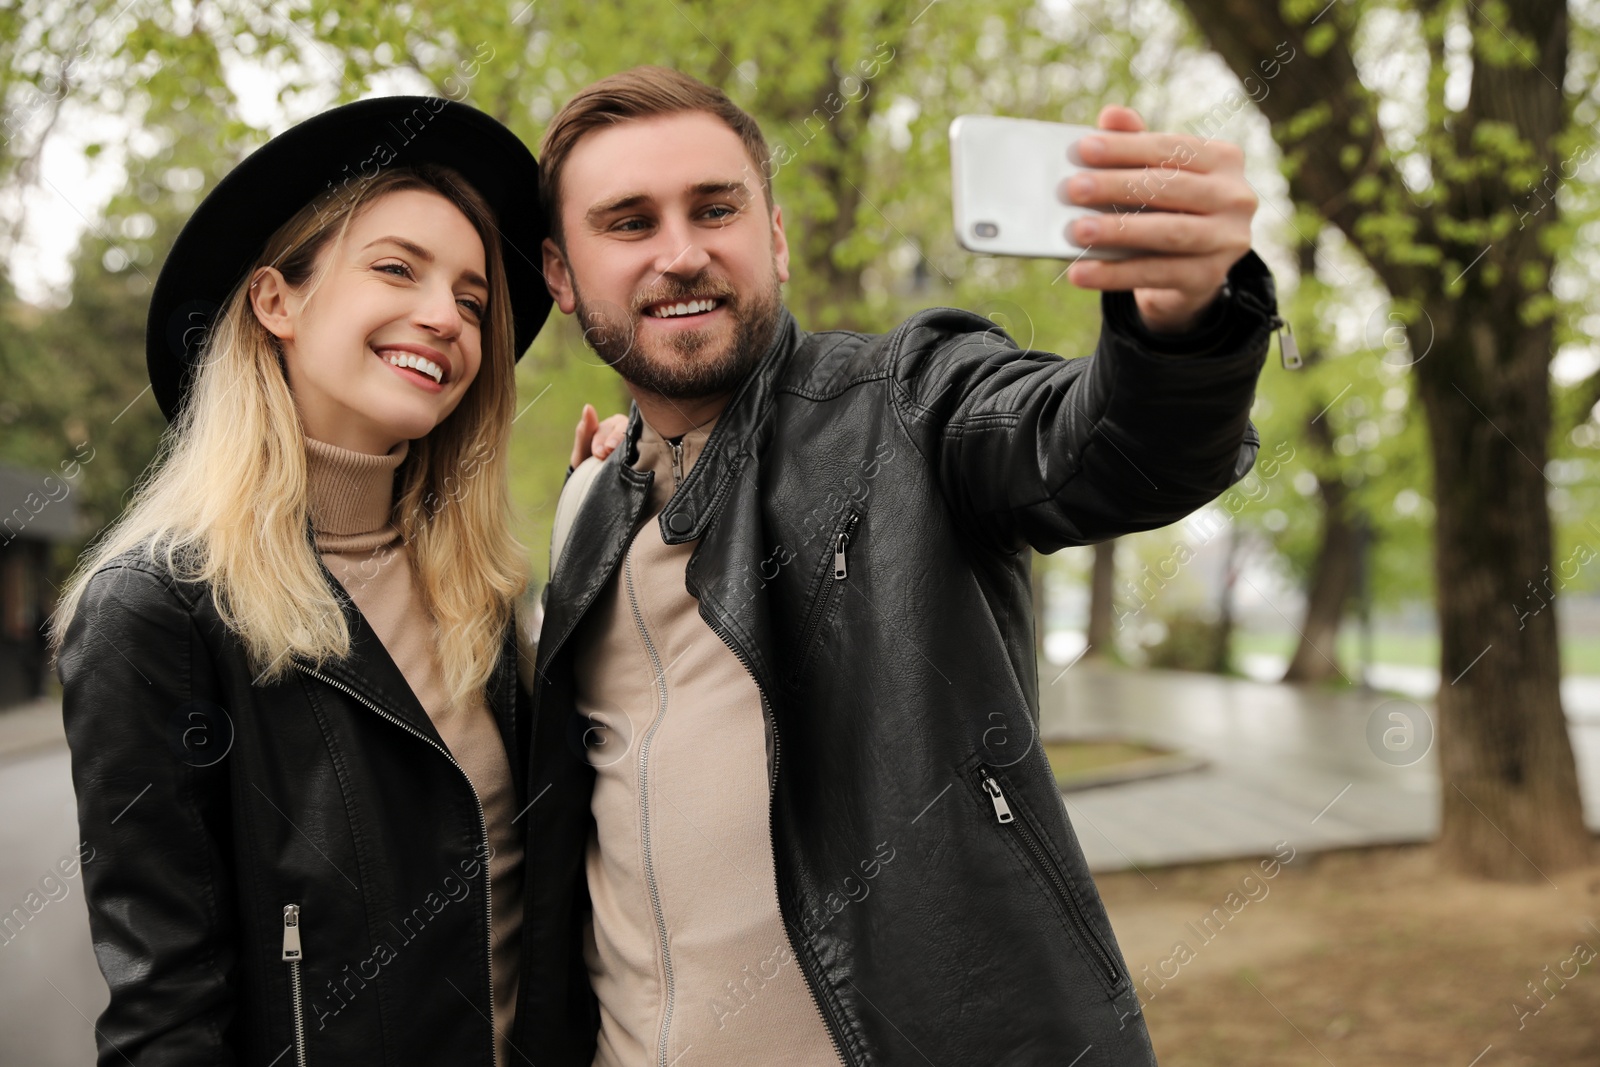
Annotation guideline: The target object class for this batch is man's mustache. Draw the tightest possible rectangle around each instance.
[632,277,738,314]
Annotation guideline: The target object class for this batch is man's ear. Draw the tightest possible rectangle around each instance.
[249,267,296,342]
[771,203,791,284]
[542,237,577,314]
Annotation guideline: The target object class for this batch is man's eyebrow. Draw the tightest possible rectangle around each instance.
[583,181,753,226]
[360,236,488,291]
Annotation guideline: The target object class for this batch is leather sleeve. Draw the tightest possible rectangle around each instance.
[57,562,239,1065]
[889,250,1277,554]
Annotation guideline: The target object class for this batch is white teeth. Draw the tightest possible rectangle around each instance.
[650,298,718,318]
[382,351,443,384]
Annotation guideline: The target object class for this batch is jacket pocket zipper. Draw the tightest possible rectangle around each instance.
[283,903,308,1067]
[793,509,861,676]
[975,769,1121,987]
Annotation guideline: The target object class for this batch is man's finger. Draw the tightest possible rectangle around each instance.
[1076,131,1241,174]
[1095,104,1145,133]
[1065,252,1233,294]
[1060,168,1255,216]
[1070,210,1244,257]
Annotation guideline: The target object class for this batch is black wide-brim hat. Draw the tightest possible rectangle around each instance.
[146,95,552,421]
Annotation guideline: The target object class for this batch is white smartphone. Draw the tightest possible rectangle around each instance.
[949,114,1141,261]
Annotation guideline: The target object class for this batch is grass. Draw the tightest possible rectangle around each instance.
[1042,740,1166,778]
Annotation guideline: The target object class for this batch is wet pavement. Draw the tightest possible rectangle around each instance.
[0,703,103,1067]
[1042,659,1600,873]
[5,664,1599,1061]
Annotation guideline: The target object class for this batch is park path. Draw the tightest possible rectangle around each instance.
[5,666,1600,1060]
[1043,659,1600,874]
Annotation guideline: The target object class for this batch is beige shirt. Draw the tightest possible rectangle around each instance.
[570,417,842,1067]
[306,436,524,1067]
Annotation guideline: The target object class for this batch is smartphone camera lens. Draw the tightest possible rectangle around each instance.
[973,222,999,239]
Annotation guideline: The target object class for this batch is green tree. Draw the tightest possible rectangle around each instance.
[1180,0,1596,877]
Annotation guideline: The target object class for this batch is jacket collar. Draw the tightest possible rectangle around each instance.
[299,551,527,804]
[535,306,803,672]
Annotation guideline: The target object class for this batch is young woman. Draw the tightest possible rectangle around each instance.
[51,97,621,1066]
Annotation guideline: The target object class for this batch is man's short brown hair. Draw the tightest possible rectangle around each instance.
[537,66,774,250]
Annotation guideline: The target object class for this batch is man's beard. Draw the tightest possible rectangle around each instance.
[572,265,784,401]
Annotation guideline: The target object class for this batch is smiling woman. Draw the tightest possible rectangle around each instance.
[45,97,564,1067]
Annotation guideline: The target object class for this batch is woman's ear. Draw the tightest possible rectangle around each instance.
[249,266,296,342]
[542,237,577,315]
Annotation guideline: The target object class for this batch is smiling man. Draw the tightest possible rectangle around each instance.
[515,66,1280,1067]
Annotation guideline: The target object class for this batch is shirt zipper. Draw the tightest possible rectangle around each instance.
[669,439,685,488]
[622,548,679,1067]
[695,605,856,1067]
[296,665,500,1067]
[974,769,1121,986]
[282,903,307,1067]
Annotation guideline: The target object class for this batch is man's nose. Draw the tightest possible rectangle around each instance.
[651,216,712,278]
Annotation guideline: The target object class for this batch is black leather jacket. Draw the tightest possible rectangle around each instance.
[519,252,1279,1065]
[58,553,526,1065]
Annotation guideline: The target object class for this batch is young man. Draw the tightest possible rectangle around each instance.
[515,66,1277,1067]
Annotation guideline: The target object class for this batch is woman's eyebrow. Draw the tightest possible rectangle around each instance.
[360,235,488,290]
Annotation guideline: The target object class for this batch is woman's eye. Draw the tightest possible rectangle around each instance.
[459,298,485,317]
[376,262,412,278]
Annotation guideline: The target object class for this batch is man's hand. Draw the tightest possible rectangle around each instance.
[570,404,629,468]
[1060,105,1257,335]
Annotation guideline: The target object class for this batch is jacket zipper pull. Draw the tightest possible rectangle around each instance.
[833,531,849,580]
[282,903,303,961]
[670,439,685,487]
[1275,317,1302,370]
[982,774,1014,824]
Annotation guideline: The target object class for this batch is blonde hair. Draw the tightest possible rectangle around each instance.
[51,164,527,706]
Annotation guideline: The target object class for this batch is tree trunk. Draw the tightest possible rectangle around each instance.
[1283,407,1357,685]
[1281,489,1356,684]
[1415,308,1592,878]
[1210,523,1238,674]
[1179,0,1590,879]
[1084,539,1116,657]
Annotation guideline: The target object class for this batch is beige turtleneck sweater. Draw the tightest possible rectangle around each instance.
[305,435,524,1067]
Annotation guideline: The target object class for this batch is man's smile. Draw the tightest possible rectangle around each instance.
[642,296,727,322]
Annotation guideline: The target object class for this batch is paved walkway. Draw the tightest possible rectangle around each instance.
[1041,659,1600,873]
[6,669,1600,1060]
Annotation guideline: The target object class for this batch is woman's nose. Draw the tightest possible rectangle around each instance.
[413,282,464,338]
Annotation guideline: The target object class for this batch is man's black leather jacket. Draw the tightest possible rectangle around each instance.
[59,554,526,1065]
[517,251,1280,1065]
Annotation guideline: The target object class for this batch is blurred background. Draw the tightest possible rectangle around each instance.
[1,0,1598,1063]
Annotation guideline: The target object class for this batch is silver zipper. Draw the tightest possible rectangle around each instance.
[976,770,1120,985]
[669,439,685,488]
[832,531,849,580]
[623,549,678,1067]
[981,775,1014,823]
[1276,319,1301,369]
[691,603,855,1066]
[282,903,307,1067]
[296,666,499,1067]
